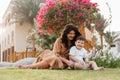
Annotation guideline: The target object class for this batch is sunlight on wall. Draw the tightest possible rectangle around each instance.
[0,0,11,23]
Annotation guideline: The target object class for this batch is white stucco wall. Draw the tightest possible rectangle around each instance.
[1,22,32,52]
[14,23,32,52]
[2,23,15,51]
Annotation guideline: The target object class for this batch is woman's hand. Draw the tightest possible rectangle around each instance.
[55,54,60,57]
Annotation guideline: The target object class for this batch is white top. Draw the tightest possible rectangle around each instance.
[70,46,88,62]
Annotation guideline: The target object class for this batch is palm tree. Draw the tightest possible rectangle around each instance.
[104,31,119,49]
[93,2,112,49]
[8,0,45,51]
[94,13,110,49]
[9,0,45,25]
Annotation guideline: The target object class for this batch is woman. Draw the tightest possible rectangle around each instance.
[18,24,81,69]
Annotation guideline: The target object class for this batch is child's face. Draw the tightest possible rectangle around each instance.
[75,40,85,50]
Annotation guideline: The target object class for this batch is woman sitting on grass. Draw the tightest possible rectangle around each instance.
[18,24,81,69]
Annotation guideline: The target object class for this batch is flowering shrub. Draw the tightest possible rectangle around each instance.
[36,0,99,33]
[35,0,99,49]
[90,50,120,68]
[35,26,58,50]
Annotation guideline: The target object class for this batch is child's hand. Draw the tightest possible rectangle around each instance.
[55,54,60,57]
[84,58,89,63]
[78,61,84,65]
[85,60,89,63]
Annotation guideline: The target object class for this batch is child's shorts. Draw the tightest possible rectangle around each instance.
[73,62,90,70]
[82,62,90,69]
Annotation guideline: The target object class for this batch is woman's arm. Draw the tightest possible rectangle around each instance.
[59,56,73,67]
[52,38,61,56]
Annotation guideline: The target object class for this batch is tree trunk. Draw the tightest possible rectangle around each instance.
[99,32,103,49]
[32,34,36,51]
[78,22,93,51]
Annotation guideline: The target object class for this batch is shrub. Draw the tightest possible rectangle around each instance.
[90,50,120,68]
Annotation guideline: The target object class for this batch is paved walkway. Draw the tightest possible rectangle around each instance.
[0,57,36,68]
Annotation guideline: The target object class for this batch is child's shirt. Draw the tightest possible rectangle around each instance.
[69,46,88,62]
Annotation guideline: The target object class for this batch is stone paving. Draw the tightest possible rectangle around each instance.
[0,57,36,68]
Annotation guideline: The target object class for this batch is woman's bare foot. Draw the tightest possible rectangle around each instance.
[18,65,29,69]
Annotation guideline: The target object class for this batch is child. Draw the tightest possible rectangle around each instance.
[60,36,104,70]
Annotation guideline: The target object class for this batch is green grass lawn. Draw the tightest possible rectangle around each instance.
[0,68,120,80]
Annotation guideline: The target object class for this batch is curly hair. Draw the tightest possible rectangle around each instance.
[61,24,81,49]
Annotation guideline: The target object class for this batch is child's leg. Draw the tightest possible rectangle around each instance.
[88,61,104,70]
[59,56,83,69]
[74,62,84,70]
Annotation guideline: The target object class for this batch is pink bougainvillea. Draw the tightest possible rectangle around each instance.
[36,0,99,34]
[35,0,100,49]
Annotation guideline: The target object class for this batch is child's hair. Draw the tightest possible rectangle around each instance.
[75,36,86,41]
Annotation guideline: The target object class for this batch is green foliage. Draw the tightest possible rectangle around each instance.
[104,31,119,48]
[9,0,45,25]
[36,0,99,34]
[94,13,110,32]
[35,30,58,50]
[90,50,120,68]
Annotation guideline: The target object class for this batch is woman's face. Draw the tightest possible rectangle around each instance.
[67,30,76,40]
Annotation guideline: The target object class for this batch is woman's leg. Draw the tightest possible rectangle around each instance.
[33,49,52,63]
[32,56,42,64]
[18,60,50,69]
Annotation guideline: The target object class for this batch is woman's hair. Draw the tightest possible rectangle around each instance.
[61,24,81,49]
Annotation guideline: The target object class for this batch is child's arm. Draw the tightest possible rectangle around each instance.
[69,54,83,64]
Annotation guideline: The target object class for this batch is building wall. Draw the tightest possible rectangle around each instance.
[2,23,32,52]
[0,23,15,61]
[0,24,2,61]
[14,23,32,52]
[1,22,33,61]
[0,0,44,61]
[2,23,15,50]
